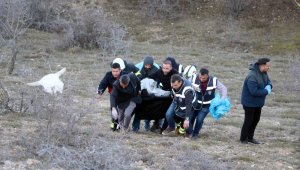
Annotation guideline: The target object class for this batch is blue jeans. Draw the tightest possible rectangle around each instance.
[132,116,150,132]
[190,107,209,137]
[165,102,177,129]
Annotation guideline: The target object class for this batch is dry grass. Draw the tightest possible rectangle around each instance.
[0,0,299,169]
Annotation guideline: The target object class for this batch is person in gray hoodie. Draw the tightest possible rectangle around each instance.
[240,58,272,144]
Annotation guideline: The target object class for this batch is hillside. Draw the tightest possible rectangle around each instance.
[0,0,299,169]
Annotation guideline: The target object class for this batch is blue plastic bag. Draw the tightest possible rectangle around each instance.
[209,93,231,121]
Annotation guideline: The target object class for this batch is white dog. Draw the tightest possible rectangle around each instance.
[27,68,66,95]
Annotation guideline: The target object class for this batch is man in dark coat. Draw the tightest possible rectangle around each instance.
[96,63,128,131]
[110,73,141,132]
[137,55,159,80]
[132,55,159,132]
[240,58,272,144]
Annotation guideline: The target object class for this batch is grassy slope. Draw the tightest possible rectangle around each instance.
[0,0,299,169]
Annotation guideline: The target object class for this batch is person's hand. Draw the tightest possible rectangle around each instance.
[192,84,200,91]
[95,93,102,99]
[183,119,189,129]
[265,85,271,94]
[111,107,118,120]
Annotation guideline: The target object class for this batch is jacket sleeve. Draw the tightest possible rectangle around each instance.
[247,76,268,96]
[127,63,139,73]
[184,90,194,118]
[136,76,141,91]
[97,73,109,94]
[148,69,158,80]
[216,80,227,99]
[110,84,118,108]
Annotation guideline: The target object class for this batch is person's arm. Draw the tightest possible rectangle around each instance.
[110,84,118,108]
[183,90,194,129]
[148,69,158,79]
[216,80,227,99]
[247,76,268,96]
[97,73,109,95]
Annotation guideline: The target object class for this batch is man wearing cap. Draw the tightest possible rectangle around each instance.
[96,63,128,131]
[110,73,141,132]
[187,68,227,139]
[240,58,272,144]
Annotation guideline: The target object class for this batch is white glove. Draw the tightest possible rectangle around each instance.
[192,84,200,92]
[111,108,118,120]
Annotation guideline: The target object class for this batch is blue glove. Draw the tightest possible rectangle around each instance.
[265,85,271,94]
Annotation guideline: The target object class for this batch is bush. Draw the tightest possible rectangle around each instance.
[141,0,183,21]
[226,0,254,18]
[27,0,130,54]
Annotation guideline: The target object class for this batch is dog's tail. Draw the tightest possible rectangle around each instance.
[55,67,66,77]
[27,81,41,86]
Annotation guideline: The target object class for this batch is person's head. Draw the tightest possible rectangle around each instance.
[143,55,154,71]
[170,74,183,90]
[166,56,177,68]
[199,68,209,83]
[162,59,172,75]
[111,63,121,78]
[256,58,271,72]
[119,75,130,88]
[112,58,125,70]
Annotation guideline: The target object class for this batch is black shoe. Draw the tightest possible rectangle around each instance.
[150,122,161,133]
[240,140,248,144]
[248,138,260,144]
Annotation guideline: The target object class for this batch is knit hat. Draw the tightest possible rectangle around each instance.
[143,55,154,66]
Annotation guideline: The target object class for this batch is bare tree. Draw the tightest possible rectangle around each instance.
[0,0,32,74]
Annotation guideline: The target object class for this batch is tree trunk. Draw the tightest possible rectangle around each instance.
[8,41,17,75]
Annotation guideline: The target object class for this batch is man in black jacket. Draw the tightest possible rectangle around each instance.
[110,73,141,132]
[97,63,128,96]
[132,55,159,132]
[96,63,128,131]
[148,59,179,131]
[149,59,179,91]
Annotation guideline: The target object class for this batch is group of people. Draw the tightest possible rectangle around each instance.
[96,56,272,144]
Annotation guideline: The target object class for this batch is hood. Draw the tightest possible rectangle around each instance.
[143,55,154,66]
[113,58,125,70]
[249,63,260,72]
[166,56,179,68]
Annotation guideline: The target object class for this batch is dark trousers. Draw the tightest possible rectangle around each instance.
[240,106,262,141]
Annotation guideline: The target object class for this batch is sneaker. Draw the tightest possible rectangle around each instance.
[184,133,192,139]
[150,123,161,133]
[240,140,248,144]
[248,138,260,144]
[178,127,186,135]
[110,122,115,130]
[162,127,175,136]
[175,127,179,135]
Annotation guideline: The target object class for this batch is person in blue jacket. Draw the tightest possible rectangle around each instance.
[240,58,272,144]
